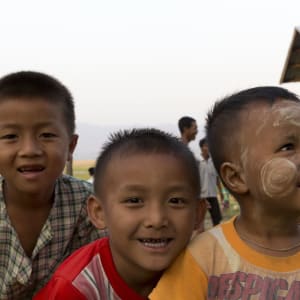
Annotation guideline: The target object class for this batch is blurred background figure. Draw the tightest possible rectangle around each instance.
[178,116,198,145]
[87,167,95,183]
[199,137,223,227]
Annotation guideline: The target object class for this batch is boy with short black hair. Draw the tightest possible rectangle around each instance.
[34,128,203,299]
[0,71,106,299]
[150,86,300,299]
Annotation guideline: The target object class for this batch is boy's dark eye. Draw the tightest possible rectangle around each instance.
[124,197,143,204]
[280,143,294,152]
[0,134,17,140]
[168,197,186,206]
[40,133,57,138]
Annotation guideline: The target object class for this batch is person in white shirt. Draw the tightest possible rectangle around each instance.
[199,137,223,226]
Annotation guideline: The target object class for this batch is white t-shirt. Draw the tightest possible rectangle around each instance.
[199,157,218,198]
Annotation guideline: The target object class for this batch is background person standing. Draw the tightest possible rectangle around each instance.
[178,116,198,145]
[199,137,223,226]
[87,167,95,183]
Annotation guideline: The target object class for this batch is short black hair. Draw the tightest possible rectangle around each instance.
[94,128,200,197]
[88,167,95,176]
[178,116,196,134]
[206,86,300,173]
[0,71,75,135]
[199,137,207,148]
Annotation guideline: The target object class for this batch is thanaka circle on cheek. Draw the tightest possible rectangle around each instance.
[260,158,297,198]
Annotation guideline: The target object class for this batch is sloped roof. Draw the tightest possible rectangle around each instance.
[280,27,300,83]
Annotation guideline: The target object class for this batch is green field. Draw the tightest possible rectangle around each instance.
[71,160,96,181]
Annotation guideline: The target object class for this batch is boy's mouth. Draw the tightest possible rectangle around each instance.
[18,166,45,173]
[138,238,173,248]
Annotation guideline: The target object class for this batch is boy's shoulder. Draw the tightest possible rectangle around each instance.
[56,174,93,194]
[50,174,98,239]
[53,237,108,281]
[53,174,93,208]
[34,238,109,299]
[188,219,237,267]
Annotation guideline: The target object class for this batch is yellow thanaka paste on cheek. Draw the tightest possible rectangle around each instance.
[260,158,297,198]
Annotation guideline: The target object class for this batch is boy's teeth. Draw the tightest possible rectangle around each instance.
[20,167,43,172]
[140,238,170,247]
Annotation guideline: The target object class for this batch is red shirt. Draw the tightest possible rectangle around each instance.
[34,237,146,300]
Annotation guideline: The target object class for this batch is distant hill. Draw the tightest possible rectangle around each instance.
[74,122,202,161]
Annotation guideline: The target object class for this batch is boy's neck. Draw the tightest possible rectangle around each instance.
[125,271,162,298]
[3,182,55,209]
[114,254,162,298]
[234,214,300,257]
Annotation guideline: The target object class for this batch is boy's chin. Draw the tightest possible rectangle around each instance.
[140,257,175,273]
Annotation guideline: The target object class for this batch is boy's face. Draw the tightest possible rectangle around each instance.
[200,142,209,160]
[89,152,200,281]
[0,98,77,195]
[237,100,300,214]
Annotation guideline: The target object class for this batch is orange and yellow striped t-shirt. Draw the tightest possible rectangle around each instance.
[150,217,300,300]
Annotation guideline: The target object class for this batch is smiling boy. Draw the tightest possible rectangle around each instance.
[34,128,203,299]
[0,71,106,299]
[150,86,300,299]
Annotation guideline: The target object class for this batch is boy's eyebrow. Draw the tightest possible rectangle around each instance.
[283,134,299,142]
[0,121,58,129]
[120,184,147,193]
[273,133,300,146]
[120,183,193,193]
[165,185,195,193]
[0,124,19,129]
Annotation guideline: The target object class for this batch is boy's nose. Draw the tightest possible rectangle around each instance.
[143,204,168,229]
[19,137,43,156]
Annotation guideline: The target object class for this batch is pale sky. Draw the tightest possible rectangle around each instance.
[1,0,300,133]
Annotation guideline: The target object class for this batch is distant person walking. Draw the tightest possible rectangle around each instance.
[178,116,198,145]
[199,137,223,226]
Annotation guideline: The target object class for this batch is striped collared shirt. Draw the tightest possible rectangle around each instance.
[0,174,107,300]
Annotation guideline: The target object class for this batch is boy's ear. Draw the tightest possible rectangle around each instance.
[67,134,78,161]
[220,162,248,194]
[87,195,107,229]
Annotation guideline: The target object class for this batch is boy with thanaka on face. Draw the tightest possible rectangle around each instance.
[34,128,204,299]
[150,86,300,299]
[0,71,106,299]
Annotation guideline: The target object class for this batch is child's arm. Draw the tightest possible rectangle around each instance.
[149,249,207,300]
[33,277,86,300]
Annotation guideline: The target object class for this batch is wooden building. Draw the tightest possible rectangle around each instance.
[280,27,300,83]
